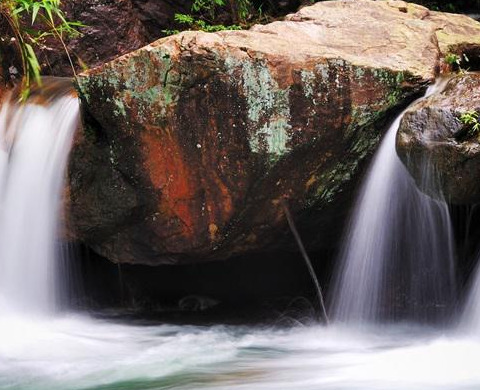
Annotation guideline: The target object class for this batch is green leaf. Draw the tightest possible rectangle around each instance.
[44,3,54,24]
[174,13,194,25]
[12,6,26,16]
[20,87,31,103]
[24,42,41,84]
[31,2,41,24]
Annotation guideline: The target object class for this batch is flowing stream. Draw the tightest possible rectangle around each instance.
[1,80,480,390]
[2,317,480,390]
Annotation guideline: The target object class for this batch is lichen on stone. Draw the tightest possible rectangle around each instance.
[224,55,292,158]
[301,70,316,100]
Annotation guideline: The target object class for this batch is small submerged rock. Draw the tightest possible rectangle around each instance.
[397,73,480,204]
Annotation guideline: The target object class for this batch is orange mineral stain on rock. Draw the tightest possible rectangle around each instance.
[208,223,218,240]
[142,131,197,236]
[306,175,317,190]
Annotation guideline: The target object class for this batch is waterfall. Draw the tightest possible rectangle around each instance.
[461,234,480,332]
[0,80,79,316]
[329,80,457,324]
[461,263,480,332]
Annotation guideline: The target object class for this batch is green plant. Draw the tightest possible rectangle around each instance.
[0,0,83,100]
[444,52,470,73]
[445,53,461,67]
[226,0,251,23]
[191,0,225,19]
[459,110,480,140]
[167,0,252,35]
[174,12,241,32]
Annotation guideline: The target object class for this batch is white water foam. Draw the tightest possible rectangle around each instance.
[0,317,479,390]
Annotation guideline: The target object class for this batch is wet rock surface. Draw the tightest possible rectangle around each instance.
[397,73,480,204]
[71,0,480,265]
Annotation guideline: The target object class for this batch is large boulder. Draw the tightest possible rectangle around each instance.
[71,0,480,265]
[397,73,480,204]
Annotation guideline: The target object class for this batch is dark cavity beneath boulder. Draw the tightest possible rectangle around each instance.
[71,0,480,265]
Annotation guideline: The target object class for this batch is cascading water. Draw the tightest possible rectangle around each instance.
[0,80,78,316]
[460,232,480,333]
[329,80,457,324]
[461,263,480,333]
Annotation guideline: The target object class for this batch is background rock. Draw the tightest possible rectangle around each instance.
[397,73,480,204]
[42,0,150,76]
[130,0,192,42]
